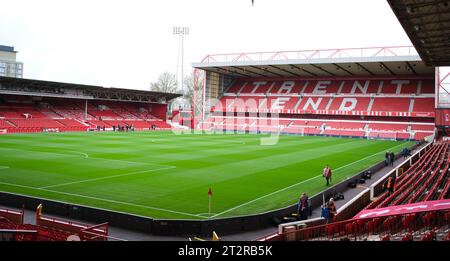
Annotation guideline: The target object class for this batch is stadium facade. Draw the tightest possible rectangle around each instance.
[0,45,23,78]
[192,46,438,141]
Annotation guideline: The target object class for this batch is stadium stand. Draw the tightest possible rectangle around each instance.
[0,96,172,133]
[0,76,179,134]
[257,140,450,241]
[0,206,111,241]
[205,78,435,140]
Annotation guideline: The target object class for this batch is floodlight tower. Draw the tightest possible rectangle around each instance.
[173,26,190,94]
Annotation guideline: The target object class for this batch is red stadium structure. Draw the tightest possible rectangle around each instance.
[192,46,441,141]
[1,0,449,242]
[189,0,450,241]
[0,77,180,134]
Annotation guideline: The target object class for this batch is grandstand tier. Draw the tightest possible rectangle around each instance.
[204,77,435,141]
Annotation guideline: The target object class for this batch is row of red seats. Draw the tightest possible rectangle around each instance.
[227,79,434,95]
[206,116,433,140]
[0,217,70,241]
[216,96,434,113]
[367,142,449,210]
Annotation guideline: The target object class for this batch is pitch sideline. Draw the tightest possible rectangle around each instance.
[210,141,409,218]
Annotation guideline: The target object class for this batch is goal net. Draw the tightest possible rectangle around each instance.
[367,131,397,141]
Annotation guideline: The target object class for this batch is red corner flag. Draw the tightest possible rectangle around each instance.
[208,187,212,196]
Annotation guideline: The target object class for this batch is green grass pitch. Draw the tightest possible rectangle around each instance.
[0,131,414,220]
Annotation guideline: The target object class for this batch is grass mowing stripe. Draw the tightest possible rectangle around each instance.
[39,166,177,189]
[0,181,201,218]
[0,132,414,219]
[0,146,174,168]
[210,141,408,218]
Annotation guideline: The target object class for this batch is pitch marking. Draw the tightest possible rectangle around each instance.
[39,166,176,189]
[0,147,174,168]
[211,142,408,218]
[0,181,199,218]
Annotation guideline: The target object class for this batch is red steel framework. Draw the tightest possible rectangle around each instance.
[436,67,450,108]
[192,46,429,129]
[199,46,418,63]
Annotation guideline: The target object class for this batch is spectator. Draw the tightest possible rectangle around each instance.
[401,147,411,159]
[307,198,312,217]
[321,202,329,221]
[327,198,337,223]
[323,164,332,186]
[383,173,397,195]
[297,192,309,221]
[389,151,395,166]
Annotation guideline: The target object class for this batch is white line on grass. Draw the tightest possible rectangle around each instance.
[196,213,217,218]
[66,151,89,158]
[0,181,201,219]
[39,166,177,189]
[210,141,408,218]
[0,147,174,168]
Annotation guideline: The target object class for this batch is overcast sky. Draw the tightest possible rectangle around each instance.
[0,0,414,90]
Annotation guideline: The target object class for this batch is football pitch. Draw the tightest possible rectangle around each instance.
[0,131,414,220]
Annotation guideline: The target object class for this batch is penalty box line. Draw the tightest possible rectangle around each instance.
[0,180,202,219]
[210,141,409,218]
[39,166,177,189]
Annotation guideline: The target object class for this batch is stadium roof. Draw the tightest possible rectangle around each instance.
[0,76,181,103]
[192,46,434,78]
[0,45,16,53]
[388,0,450,66]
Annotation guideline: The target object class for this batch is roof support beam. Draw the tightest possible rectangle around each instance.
[268,65,302,77]
[379,62,395,75]
[355,63,375,76]
[231,66,266,77]
[405,61,418,75]
[289,64,318,77]
[249,65,283,77]
[332,63,354,76]
[310,64,336,76]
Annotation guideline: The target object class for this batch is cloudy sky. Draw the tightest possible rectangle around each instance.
[0,0,413,90]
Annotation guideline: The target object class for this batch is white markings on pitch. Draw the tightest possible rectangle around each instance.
[210,141,409,218]
[195,213,218,218]
[39,166,176,189]
[0,147,175,169]
[0,180,200,219]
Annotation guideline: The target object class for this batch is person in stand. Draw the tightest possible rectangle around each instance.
[321,202,330,222]
[323,164,332,186]
[383,173,397,195]
[402,147,411,159]
[297,192,309,220]
[327,198,337,223]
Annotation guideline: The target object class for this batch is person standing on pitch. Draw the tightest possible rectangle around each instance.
[323,164,332,186]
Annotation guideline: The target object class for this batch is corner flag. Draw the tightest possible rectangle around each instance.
[36,203,43,220]
[212,231,220,241]
[208,187,212,196]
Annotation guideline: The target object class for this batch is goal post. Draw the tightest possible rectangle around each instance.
[367,130,397,141]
